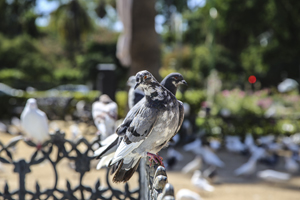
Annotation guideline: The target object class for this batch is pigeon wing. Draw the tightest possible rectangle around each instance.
[175,100,184,134]
[124,105,159,143]
[116,98,145,136]
[111,105,159,164]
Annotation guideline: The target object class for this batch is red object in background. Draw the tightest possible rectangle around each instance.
[248,75,256,84]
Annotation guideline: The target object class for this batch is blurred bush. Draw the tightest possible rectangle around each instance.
[198,88,300,138]
[0,34,53,89]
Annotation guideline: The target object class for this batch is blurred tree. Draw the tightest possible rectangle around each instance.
[0,34,53,89]
[130,0,161,79]
[50,0,93,64]
[161,0,300,88]
[0,0,39,37]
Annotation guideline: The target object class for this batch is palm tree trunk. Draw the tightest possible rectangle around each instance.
[130,0,161,80]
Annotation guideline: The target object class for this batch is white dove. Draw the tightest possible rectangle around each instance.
[21,98,49,149]
[92,94,118,140]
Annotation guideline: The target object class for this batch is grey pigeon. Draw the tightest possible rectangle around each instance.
[94,71,186,183]
[127,76,145,109]
[94,72,187,165]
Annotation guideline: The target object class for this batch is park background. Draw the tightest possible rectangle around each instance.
[0,0,300,199]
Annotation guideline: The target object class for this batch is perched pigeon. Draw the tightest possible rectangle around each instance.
[21,98,49,149]
[94,70,186,183]
[127,76,145,109]
[92,94,118,140]
[94,72,187,167]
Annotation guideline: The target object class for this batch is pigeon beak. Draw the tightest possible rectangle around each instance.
[134,82,140,89]
[180,80,188,86]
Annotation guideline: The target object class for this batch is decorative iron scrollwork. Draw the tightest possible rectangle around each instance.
[0,130,140,200]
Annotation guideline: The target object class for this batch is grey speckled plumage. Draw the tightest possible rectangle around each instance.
[94,71,186,183]
[127,76,145,109]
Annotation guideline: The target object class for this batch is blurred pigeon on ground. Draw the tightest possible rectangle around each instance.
[21,98,49,149]
[277,78,298,93]
[181,156,202,174]
[92,94,118,140]
[245,133,255,149]
[203,166,220,184]
[74,100,90,121]
[183,138,202,153]
[234,158,257,176]
[200,146,225,168]
[191,170,214,192]
[176,189,202,200]
[184,138,224,168]
[127,75,145,109]
[164,147,183,170]
[234,145,266,176]
[225,136,246,153]
[8,117,22,135]
[94,70,186,183]
[257,135,275,145]
[284,156,299,173]
[282,136,299,152]
[70,123,81,140]
[257,169,291,183]
[0,121,8,133]
[209,139,221,151]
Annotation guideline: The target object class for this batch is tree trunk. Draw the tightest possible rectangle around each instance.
[130,0,161,80]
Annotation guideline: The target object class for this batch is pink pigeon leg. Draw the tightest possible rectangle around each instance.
[147,152,164,167]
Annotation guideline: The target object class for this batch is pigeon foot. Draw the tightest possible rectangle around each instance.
[147,152,164,167]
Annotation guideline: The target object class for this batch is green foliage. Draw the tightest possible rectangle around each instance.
[161,0,300,88]
[50,0,93,52]
[54,68,83,84]
[198,88,300,137]
[0,0,37,37]
[0,34,53,89]
[115,91,128,118]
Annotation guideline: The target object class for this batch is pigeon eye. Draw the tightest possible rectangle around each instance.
[144,75,148,79]
[174,76,178,80]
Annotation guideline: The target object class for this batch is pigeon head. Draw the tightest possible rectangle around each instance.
[134,70,157,90]
[26,98,37,109]
[127,76,136,87]
[99,94,112,104]
[161,73,187,95]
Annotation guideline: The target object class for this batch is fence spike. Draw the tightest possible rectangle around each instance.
[4,181,9,194]
[154,166,167,178]
[35,181,40,193]
[153,175,168,191]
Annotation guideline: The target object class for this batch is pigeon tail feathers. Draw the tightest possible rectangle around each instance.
[112,157,141,183]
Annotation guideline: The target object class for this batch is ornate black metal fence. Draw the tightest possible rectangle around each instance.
[0,130,175,200]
